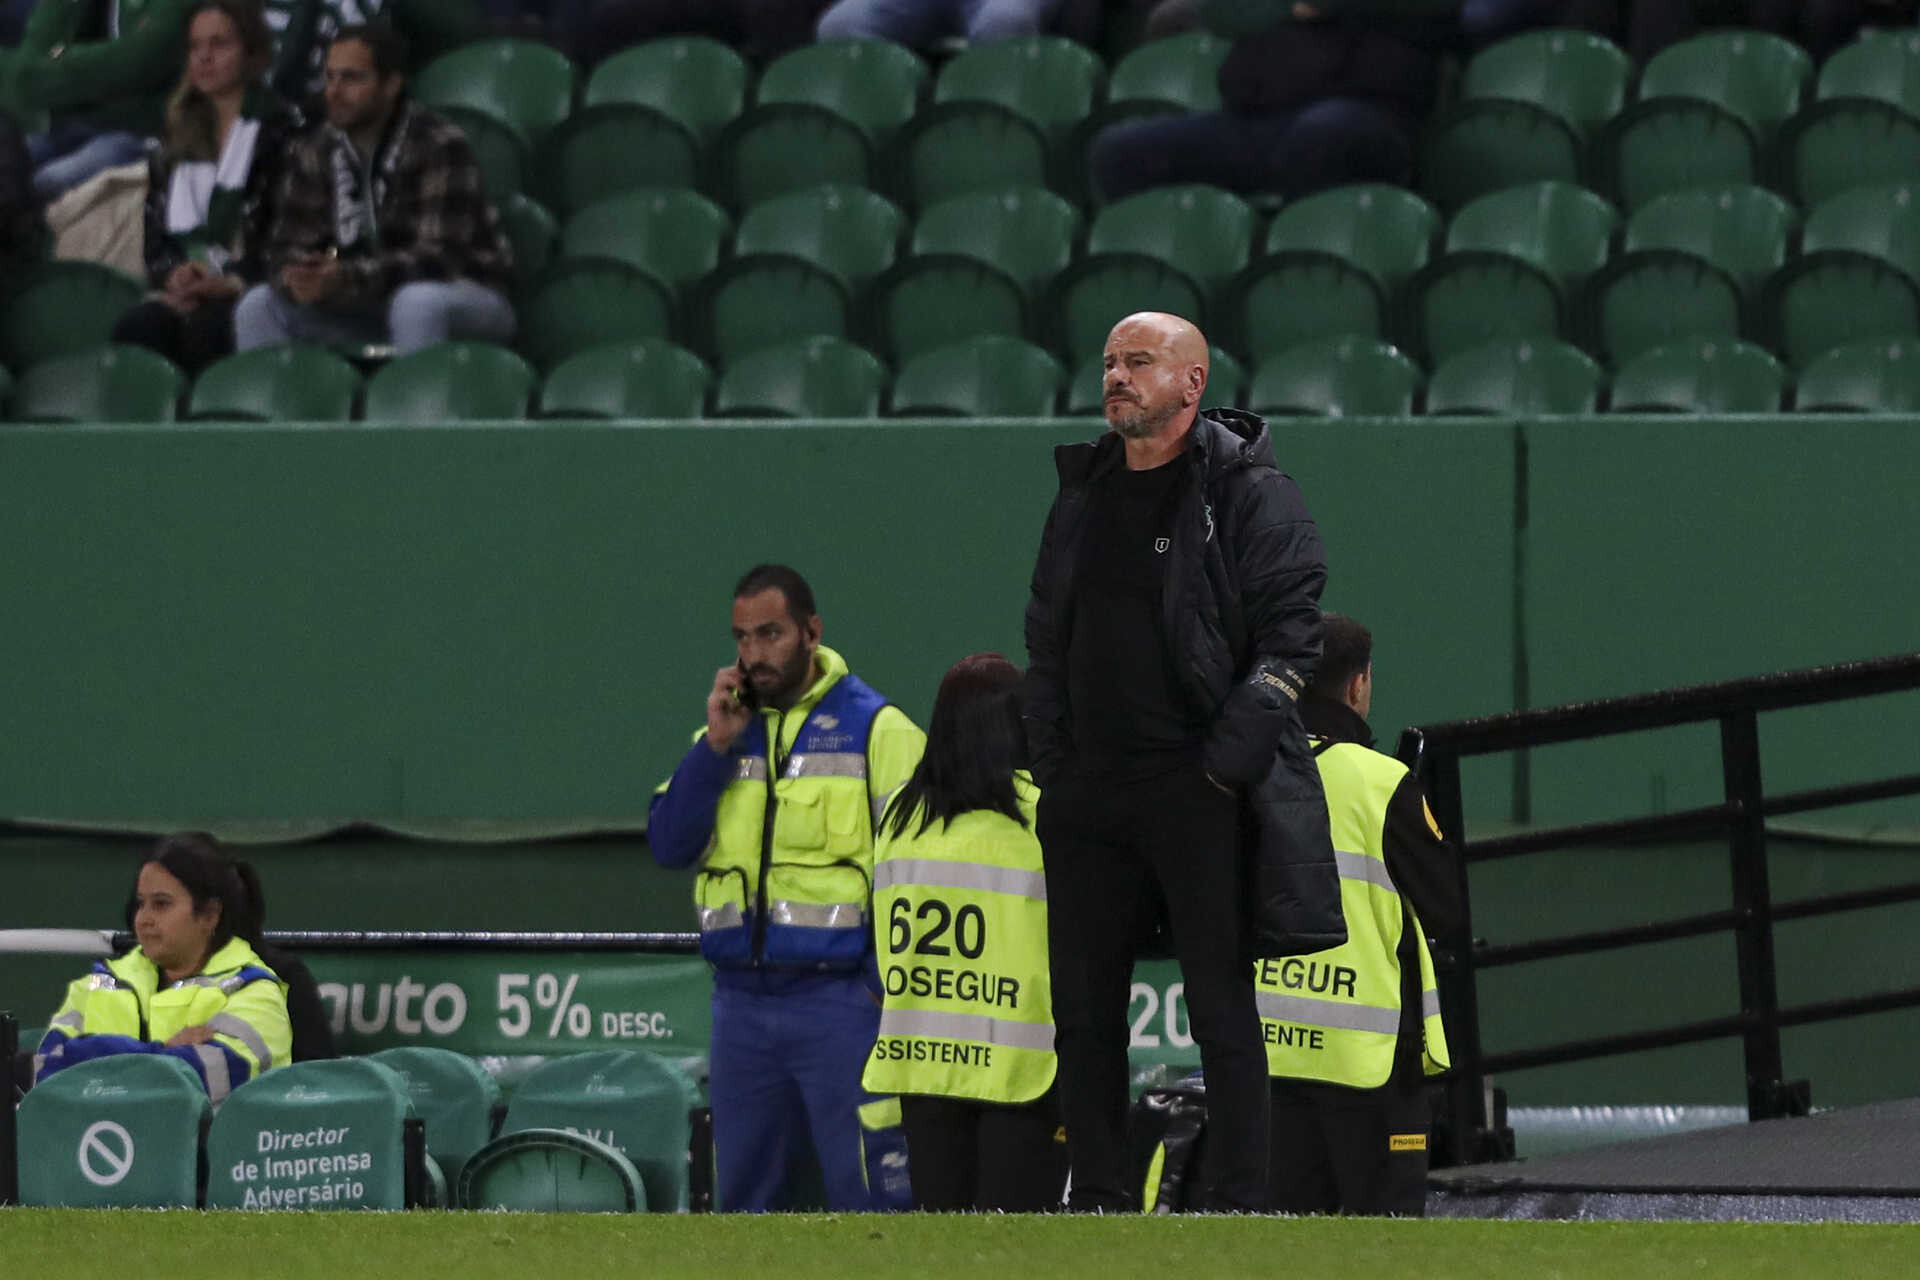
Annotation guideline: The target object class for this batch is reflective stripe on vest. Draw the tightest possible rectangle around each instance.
[1257,741,1449,1088]
[863,780,1056,1105]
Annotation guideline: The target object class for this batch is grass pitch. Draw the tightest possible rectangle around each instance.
[2,1210,1916,1280]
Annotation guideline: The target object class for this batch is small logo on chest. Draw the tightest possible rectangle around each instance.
[1154,537,1170,553]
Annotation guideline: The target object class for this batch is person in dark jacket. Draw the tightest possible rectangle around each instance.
[1089,0,1459,203]
[1023,310,1340,1213]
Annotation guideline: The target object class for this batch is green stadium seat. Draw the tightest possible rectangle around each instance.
[1611,337,1786,413]
[369,1047,502,1188]
[12,345,183,422]
[933,35,1105,144]
[0,260,143,369]
[535,105,700,217]
[888,335,1064,416]
[0,363,11,412]
[1794,335,1920,412]
[189,345,360,421]
[1247,337,1421,417]
[518,259,676,370]
[459,1128,646,1212]
[560,188,731,297]
[1448,180,1618,291]
[734,184,907,294]
[1762,183,1920,368]
[1594,96,1759,212]
[1231,256,1385,365]
[537,340,713,419]
[583,37,748,143]
[207,1058,417,1210]
[1104,32,1227,115]
[19,1055,207,1207]
[1419,99,1583,213]
[1045,253,1205,365]
[757,39,928,145]
[362,342,536,422]
[910,186,1081,300]
[1777,99,1920,211]
[498,192,558,288]
[695,255,851,365]
[1818,30,1920,117]
[890,102,1052,213]
[1066,344,1244,415]
[1638,29,1811,142]
[1425,337,1602,415]
[712,335,886,419]
[1584,250,1743,366]
[710,104,874,212]
[439,106,529,200]
[1797,182,1920,284]
[1085,184,1254,303]
[1621,185,1798,301]
[414,39,577,145]
[1457,28,1632,141]
[492,1049,699,1212]
[865,254,1027,362]
[1263,184,1442,301]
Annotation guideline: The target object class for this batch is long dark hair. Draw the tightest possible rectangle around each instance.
[881,653,1027,840]
[124,831,265,962]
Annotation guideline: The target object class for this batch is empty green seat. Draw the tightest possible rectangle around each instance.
[369,1047,502,1188]
[1066,344,1244,415]
[1458,28,1632,140]
[1419,99,1583,212]
[189,345,359,421]
[519,259,676,370]
[1621,185,1797,300]
[734,184,907,293]
[414,39,577,145]
[0,260,143,368]
[712,105,874,214]
[1046,254,1205,364]
[934,35,1105,143]
[1777,99,1920,211]
[1263,183,1442,301]
[1085,184,1254,302]
[583,37,748,143]
[363,342,537,422]
[1585,251,1743,365]
[493,1049,698,1212]
[757,39,928,144]
[1105,31,1227,115]
[560,188,731,296]
[1448,180,1618,290]
[207,1058,416,1210]
[891,102,1052,211]
[1425,338,1602,415]
[889,335,1063,416]
[1794,336,1920,412]
[1232,255,1385,365]
[1818,30,1920,117]
[911,186,1081,299]
[19,1055,208,1207]
[1763,184,1920,367]
[1610,337,1785,413]
[537,340,712,419]
[865,254,1027,362]
[1796,182,1920,283]
[536,105,700,217]
[1594,96,1759,212]
[1248,338,1421,417]
[459,1128,646,1212]
[1638,30,1811,142]
[440,106,529,200]
[712,336,886,419]
[498,192,558,287]
[695,255,851,365]
[13,345,183,422]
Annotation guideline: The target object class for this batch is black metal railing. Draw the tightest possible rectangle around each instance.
[1396,652,1920,1167]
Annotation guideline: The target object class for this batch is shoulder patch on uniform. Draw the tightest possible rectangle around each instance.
[1422,797,1445,842]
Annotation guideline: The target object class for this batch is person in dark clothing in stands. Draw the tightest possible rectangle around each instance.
[578,0,833,65]
[235,849,335,1063]
[1024,310,1338,1212]
[1089,0,1459,203]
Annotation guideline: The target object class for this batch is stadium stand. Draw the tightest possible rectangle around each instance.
[1425,337,1603,416]
[909,186,1082,301]
[1247,337,1423,418]
[537,340,715,419]
[694,253,851,365]
[499,192,560,287]
[560,188,732,296]
[12,346,184,424]
[188,346,362,422]
[709,104,876,212]
[1084,184,1254,304]
[536,105,702,216]
[413,39,578,147]
[754,38,930,145]
[362,343,538,422]
[0,261,143,371]
[866,253,1028,362]
[890,102,1052,211]
[888,334,1065,416]
[733,184,907,294]
[519,259,678,370]
[711,335,887,417]
[1610,337,1788,413]
[18,1055,207,1208]
[583,36,750,143]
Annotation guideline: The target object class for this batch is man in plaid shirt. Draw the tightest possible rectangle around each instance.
[234,21,514,355]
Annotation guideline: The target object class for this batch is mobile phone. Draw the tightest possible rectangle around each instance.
[733,661,760,711]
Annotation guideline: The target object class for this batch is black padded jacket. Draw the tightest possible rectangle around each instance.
[1022,408,1346,957]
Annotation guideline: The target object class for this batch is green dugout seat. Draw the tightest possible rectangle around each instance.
[459,1127,646,1212]
[362,342,537,422]
[1594,96,1758,213]
[1419,98,1582,213]
[538,340,713,419]
[888,335,1064,417]
[695,254,851,366]
[1425,338,1602,416]
[19,1055,208,1207]
[1637,30,1810,143]
[1248,338,1421,418]
[1818,30,1920,118]
[1776,98,1920,210]
[757,39,928,146]
[1621,186,1797,303]
[1104,31,1227,116]
[207,1058,417,1210]
[1263,183,1442,302]
[491,1048,700,1212]
[369,1047,503,1187]
[12,345,183,422]
[189,345,359,421]
[583,37,748,144]
[933,35,1105,145]
[0,260,142,369]
[1611,337,1785,414]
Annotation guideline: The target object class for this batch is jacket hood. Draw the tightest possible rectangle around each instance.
[1055,406,1278,484]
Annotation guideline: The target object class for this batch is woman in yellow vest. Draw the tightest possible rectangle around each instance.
[35,832,291,1105]
[862,653,1067,1211]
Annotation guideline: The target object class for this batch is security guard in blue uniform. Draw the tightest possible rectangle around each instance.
[1260,612,1459,1215]
[649,564,926,1212]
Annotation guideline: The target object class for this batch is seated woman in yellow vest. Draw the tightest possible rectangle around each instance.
[35,832,291,1105]
[862,652,1067,1212]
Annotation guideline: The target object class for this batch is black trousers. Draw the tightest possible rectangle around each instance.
[899,1091,1068,1212]
[1268,1070,1430,1217]
[1038,763,1269,1212]
[111,296,237,375]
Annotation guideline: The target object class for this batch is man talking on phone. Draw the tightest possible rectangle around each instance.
[649,564,927,1212]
